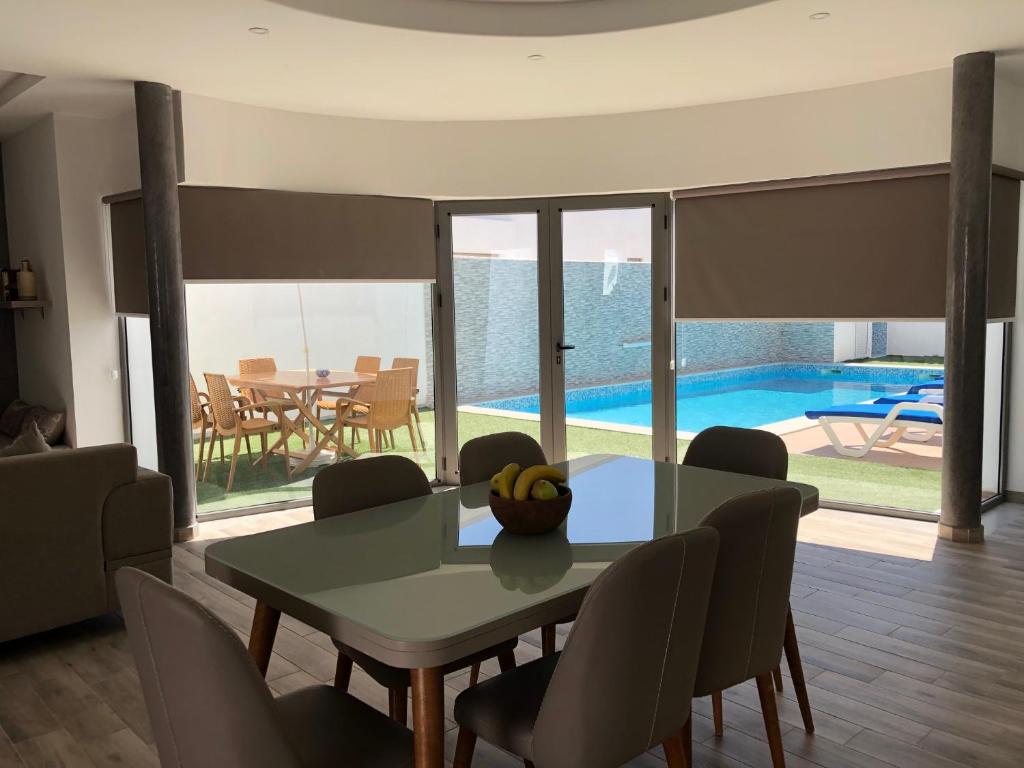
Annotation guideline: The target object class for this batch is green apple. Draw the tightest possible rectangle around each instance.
[530,479,559,501]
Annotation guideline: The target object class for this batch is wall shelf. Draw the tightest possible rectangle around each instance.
[0,300,50,318]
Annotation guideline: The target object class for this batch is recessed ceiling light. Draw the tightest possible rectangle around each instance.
[527,54,545,61]
[809,12,830,21]
[248,26,270,35]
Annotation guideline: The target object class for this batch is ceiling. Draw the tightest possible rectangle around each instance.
[0,0,1022,122]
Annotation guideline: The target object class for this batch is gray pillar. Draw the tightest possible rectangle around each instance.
[135,81,197,542]
[939,52,994,543]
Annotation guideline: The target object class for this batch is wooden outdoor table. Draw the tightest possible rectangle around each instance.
[206,454,818,768]
[228,369,376,472]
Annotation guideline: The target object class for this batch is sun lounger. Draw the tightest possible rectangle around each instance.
[874,393,943,405]
[907,379,944,394]
[805,401,943,458]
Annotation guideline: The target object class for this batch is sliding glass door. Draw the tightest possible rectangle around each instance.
[436,195,671,483]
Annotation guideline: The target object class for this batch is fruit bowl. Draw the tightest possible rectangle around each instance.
[489,486,572,535]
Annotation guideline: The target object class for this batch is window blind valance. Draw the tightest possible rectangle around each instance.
[110,187,436,315]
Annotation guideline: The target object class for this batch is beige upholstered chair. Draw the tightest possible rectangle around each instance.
[117,567,413,768]
[391,356,425,449]
[338,368,417,455]
[311,456,518,725]
[189,375,212,478]
[682,426,813,739]
[203,373,285,491]
[458,431,547,486]
[684,487,805,768]
[452,527,720,768]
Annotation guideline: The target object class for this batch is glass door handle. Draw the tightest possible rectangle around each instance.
[557,342,576,351]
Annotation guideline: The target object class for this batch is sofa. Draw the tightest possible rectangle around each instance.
[0,443,173,643]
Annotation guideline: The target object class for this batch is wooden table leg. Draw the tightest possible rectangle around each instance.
[248,601,280,677]
[411,667,444,768]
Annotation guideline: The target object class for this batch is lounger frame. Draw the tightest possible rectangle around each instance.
[815,402,944,458]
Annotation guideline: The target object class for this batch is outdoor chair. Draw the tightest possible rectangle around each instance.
[189,374,212,479]
[117,567,413,768]
[391,357,425,450]
[451,527,720,768]
[682,426,813,738]
[312,456,518,725]
[315,355,381,430]
[238,357,305,444]
[204,373,286,491]
[337,367,417,455]
[684,487,807,768]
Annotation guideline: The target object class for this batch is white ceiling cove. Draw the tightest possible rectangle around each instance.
[0,0,1021,121]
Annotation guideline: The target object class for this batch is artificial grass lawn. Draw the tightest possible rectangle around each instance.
[195,409,940,515]
[847,355,944,368]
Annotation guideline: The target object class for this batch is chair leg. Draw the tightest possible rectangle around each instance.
[259,431,268,468]
[413,406,426,449]
[756,673,787,768]
[196,426,206,479]
[226,433,242,492]
[204,430,217,481]
[334,654,353,691]
[497,649,516,673]
[784,607,815,734]
[244,434,254,463]
[541,624,556,656]
[389,429,396,449]
[453,728,476,768]
[773,665,784,692]
[468,663,480,687]
[219,435,225,463]
[407,420,419,452]
[663,729,688,768]
[388,687,408,725]
[712,690,724,736]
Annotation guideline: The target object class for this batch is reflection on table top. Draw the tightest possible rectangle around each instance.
[228,369,376,392]
[206,455,817,659]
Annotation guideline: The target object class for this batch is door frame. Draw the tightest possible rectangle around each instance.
[434,193,673,484]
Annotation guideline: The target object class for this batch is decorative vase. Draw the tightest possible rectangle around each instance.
[16,260,36,300]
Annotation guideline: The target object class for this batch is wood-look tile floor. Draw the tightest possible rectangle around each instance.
[3,504,1024,767]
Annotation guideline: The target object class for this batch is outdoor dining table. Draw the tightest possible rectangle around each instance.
[228,369,377,472]
[205,453,818,768]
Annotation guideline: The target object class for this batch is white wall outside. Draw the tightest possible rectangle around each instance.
[886,322,946,357]
[125,316,158,470]
[982,322,1005,494]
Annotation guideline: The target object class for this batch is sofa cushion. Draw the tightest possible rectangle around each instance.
[0,399,30,437]
[0,422,51,457]
[23,406,66,445]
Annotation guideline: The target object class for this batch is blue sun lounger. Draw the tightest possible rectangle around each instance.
[805,401,943,457]
[907,379,944,394]
[874,392,943,405]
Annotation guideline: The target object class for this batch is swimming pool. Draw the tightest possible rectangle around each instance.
[473,363,943,433]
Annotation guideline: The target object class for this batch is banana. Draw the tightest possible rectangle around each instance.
[490,472,501,492]
[513,464,566,501]
[494,463,521,499]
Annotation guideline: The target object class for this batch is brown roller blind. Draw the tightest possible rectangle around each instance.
[674,171,1019,320]
[109,196,149,315]
[109,187,435,314]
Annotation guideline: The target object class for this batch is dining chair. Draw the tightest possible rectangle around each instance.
[204,373,285,491]
[391,356,425,449]
[683,486,804,768]
[316,355,381,425]
[451,526,720,768]
[682,426,814,737]
[311,455,518,725]
[116,567,413,768]
[189,375,212,479]
[338,368,418,455]
[238,357,305,443]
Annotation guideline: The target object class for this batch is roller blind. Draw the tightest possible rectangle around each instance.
[674,171,1019,320]
[110,187,435,314]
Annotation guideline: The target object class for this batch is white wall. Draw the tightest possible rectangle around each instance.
[3,116,76,438]
[1007,182,1024,492]
[885,322,946,357]
[832,323,857,362]
[181,69,955,198]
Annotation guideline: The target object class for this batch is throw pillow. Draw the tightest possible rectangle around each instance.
[23,406,66,445]
[0,422,51,457]
[0,399,31,438]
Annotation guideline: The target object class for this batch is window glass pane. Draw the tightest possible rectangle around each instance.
[675,320,945,513]
[124,316,158,470]
[981,322,1006,500]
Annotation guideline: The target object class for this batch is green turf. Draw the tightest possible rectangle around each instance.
[846,355,945,368]
[195,409,940,515]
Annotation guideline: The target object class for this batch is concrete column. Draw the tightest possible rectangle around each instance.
[939,52,995,543]
[134,81,196,542]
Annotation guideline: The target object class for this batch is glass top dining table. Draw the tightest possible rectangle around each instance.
[205,453,817,768]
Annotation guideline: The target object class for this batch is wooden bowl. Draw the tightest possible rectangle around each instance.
[488,486,572,535]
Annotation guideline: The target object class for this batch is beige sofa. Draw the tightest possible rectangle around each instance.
[0,443,173,643]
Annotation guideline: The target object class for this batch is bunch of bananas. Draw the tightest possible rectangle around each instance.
[490,463,567,501]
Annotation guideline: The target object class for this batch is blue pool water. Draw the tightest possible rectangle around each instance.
[475,363,942,433]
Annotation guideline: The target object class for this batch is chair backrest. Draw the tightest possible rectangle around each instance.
[189,375,205,427]
[204,373,239,431]
[458,431,547,485]
[391,357,419,388]
[239,357,278,403]
[682,426,789,480]
[364,368,414,430]
[532,528,720,768]
[116,568,301,768]
[694,487,802,696]
[312,454,431,520]
[354,355,381,374]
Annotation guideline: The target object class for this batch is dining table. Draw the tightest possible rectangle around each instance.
[228,369,377,472]
[205,453,818,768]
